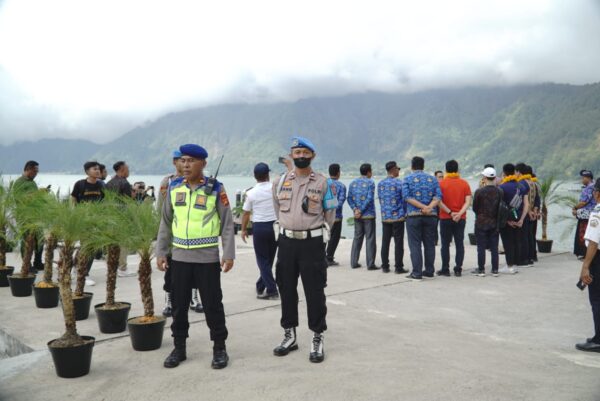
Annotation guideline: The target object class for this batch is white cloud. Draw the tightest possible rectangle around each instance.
[0,0,599,144]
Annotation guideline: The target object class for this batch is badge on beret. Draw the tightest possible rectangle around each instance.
[591,219,599,227]
[292,138,299,147]
[283,181,292,187]
[220,191,230,207]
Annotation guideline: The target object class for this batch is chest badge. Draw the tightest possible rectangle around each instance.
[194,194,208,210]
[175,192,187,206]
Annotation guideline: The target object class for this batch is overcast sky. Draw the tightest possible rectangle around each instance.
[0,0,599,145]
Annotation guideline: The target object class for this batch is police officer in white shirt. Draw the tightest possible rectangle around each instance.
[241,163,279,299]
[577,178,600,353]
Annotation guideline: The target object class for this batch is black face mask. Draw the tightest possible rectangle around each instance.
[293,157,311,169]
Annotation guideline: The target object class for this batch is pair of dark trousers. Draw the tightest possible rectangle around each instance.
[475,227,499,271]
[589,256,600,343]
[326,220,343,262]
[516,219,530,266]
[574,219,588,257]
[406,216,437,277]
[276,235,327,333]
[350,218,376,268]
[252,221,278,294]
[500,226,519,266]
[381,221,404,268]
[170,260,228,342]
[530,219,538,261]
[439,219,466,272]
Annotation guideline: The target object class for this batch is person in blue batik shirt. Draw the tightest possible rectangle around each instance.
[401,156,442,280]
[325,163,347,266]
[377,161,407,274]
[348,163,377,270]
[574,170,597,259]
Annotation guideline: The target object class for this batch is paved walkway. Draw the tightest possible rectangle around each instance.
[1,237,599,401]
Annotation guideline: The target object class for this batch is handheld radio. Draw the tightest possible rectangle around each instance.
[205,155,224,195]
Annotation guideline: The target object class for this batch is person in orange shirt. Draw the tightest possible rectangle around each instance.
[437,160,472,277]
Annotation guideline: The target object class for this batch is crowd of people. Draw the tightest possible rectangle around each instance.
[10,137,599,370]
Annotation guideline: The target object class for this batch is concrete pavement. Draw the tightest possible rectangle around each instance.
[1,237,599,401]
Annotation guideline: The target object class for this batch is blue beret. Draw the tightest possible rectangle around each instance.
[290,136,316,153]
[172,150,182,159]
[179,144,208,159]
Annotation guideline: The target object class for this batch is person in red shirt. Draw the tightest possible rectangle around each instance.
[437,160,472,277]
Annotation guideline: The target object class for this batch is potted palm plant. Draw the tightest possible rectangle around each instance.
[82,193,131,333]
[41,192,96,378]
[0,179,16,287]
[123,198,166,351]
[537,175,562,253]
[8,185,41,297]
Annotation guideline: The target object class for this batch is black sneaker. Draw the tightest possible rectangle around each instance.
[257,291,279,300]
[436,269,451,277]
[406,273,422,281]
[454,271,462,277]
[491,269,499,277]
[327,260,339,267]
[351,264,362,269]
[274,328,298,356]
[422,272,435,279]
[164,347,187,368]
[367,265,380,271]
[470,268,485,277]
[381,267,391,273]
[575,340,600,353]
[211,347,229,369]
[394,267,408,274]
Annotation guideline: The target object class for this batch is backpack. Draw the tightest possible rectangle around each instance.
[496,187,510,229]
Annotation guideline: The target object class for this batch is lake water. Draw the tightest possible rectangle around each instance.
[6,173,582,252]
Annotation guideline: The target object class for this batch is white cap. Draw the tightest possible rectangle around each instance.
[482,167,496,178]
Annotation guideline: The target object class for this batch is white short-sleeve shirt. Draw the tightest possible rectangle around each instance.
[242,181,277,222]
[584,206,600,246]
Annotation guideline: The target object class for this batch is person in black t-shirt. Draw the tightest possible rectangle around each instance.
[71,161,105,285]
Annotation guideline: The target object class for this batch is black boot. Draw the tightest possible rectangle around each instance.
[163,339,186,368]
[211,341,229,369]
[309,332,324,363]
[273,327,298,356]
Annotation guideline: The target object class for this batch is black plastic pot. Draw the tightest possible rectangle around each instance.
[95,302,131,333]
[34,285,60,308]
[7,274,35,297]
[72,292,93,321]
[0,266,15,287]
[128,316,167,351]
[48,336,95,378]
[468,233,477,246]
[537,239,553,254]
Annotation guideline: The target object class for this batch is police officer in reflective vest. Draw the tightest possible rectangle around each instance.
[272,136,336,363]
[156,144,235,369]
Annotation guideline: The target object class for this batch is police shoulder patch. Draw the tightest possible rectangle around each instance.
[590,218,599,228]
[219,189,230,206]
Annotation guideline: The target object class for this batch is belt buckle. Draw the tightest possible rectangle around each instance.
[292,231,306,240]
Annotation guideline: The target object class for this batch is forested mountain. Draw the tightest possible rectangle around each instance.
[1,83,599,177]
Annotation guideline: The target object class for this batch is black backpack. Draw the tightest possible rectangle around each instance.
[497,187,511,229]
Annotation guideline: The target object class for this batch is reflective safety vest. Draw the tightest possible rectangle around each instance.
[170,183,221,249]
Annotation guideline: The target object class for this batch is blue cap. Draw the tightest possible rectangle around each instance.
[172,150,182,159]
[179,144,208,159]
[254,162,270,175]
[290,136,316,153]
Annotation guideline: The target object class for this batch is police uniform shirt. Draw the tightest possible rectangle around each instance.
[584,205,600,247]
[273,171,335,231]
[156,179,235,264]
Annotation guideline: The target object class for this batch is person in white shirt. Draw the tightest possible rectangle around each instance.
[241,162,279,300]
